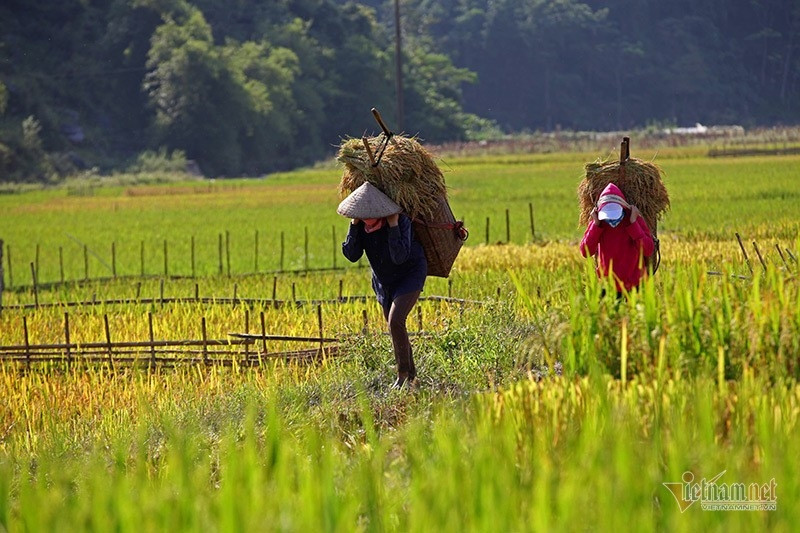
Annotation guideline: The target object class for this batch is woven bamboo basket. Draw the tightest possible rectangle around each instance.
[413,196,467,278]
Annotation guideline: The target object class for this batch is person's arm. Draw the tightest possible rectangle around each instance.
[580,220,602,257]
[342,219,364,262]
[387,214,412,264]
[626,207,655,257]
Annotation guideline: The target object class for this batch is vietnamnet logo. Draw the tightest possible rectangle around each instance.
[662,470,777,512]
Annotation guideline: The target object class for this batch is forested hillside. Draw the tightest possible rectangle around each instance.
[1,0,798,182]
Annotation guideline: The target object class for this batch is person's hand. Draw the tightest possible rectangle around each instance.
[387,213,399,227]
[351,218,360,225]
[629,205,641,223]
[590,207,599,224]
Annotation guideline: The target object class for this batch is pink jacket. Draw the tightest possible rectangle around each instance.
[580,184,654,291]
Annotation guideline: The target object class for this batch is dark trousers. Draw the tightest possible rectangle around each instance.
[381,290,421,378]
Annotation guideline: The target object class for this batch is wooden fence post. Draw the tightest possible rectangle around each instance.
[112,242,117,278]
[104,314,113,366]
[243,309,250,361]
[35,243,40,281]
[218,233,223,275]
[317,304,324,353]
[140,241,145,276]
[485,217,490,244]
[752,241,767,270]
[30,262,38,309]
[163,239,169,277]
[191,235,196,278]
[735,233,753,273]
[505,208,510,243]
[5,244,11,289]
[22,315,31,368]
[529,202,536,241]
[260,311,267,354]
[59,246,64,283]
[64,312,72,366]
[83,244,89,281]
[148,312,156,368]
[201,316,208,365]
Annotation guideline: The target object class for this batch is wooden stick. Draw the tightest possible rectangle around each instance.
[505,208,510,243]
[191,235,196,278]
[243,310,250,360]
[776,244,789,268]
[260,311,267,354]
[163,240,168,277]
[362,309,369,334]
[59,246,64,283]
[485,217,490,244]
[752,241,767,270]
[23,316,30,368]
[30,262,38,309]
[317,305,324,351]
[218,234,223,275]
[84,244,89,281]
[272,276,278,302]
[140,241,145,276]
[64,312,71,366]
[735,233,753,273]
[786,248,798,264]
[35,244,40,281]
[201,316,208,365]
[148,312,156,368]
[362,136,376,166]
[5,244,11,289]
[104,314,113,365]
[529,202,535,241]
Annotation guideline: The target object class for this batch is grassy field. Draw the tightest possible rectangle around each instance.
[1,147,799,531]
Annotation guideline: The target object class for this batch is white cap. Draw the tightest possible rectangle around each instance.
[598,202,623,221]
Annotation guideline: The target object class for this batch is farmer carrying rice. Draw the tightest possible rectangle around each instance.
[339,182,427,389]
[580,182,654,296]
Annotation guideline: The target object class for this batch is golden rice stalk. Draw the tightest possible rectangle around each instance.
[337,134,447,220]
[577,157,670,233]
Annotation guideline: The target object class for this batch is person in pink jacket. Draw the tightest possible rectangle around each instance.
[580,183,655,294]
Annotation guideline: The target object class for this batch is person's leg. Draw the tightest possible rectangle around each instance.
[387,290,421,385]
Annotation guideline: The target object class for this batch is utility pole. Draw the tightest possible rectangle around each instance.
[394,0,405,132]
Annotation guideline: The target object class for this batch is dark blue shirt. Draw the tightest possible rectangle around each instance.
[342,215,427,308]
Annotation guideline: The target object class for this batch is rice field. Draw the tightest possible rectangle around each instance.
[0,146,799,531]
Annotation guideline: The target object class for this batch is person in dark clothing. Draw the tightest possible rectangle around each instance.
[338,182,427,389]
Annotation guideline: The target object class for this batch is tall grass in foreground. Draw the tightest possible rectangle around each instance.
[0,374,797,531]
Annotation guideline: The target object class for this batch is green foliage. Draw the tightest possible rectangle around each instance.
[126,147,187,173]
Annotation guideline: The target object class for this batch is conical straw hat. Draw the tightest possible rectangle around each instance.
[337,182,402,219]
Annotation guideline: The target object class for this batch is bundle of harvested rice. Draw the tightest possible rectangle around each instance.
[577,157,670,233]
[337,134,446,220]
